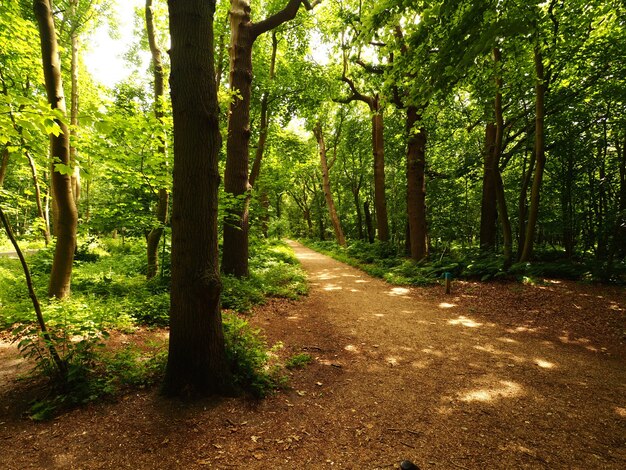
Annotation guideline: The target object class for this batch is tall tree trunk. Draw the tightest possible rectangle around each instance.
[372,103,389,241]
[249,31,277,189]
[406,106,427,260]
[480,123,498,251]
[492,47,513,266]
[520,46,546,262]
[69,0,81,209]
[163,0,232,397]
[364,200,374,243]
[25,151,50,244]
[222,0,254,277]
[353,188,363,240]
[223,0,309,277]
[314,122,345,246]
[145,0,170,279]
[34,0,78,299]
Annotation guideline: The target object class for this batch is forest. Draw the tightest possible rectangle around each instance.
[0,0,625,468]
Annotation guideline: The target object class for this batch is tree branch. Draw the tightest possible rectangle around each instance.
[251,0,313,39]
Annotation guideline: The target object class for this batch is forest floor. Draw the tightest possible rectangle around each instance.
[0,240,625,469]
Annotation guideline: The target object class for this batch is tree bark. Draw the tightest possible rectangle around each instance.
[223,0,309,277]
[145,0,170,279]
[313,122,345,246]
[34,0,78,300]
[339,76,390,242]
[371,103,389,241]
[492,47,513,267]
[480,122,498,251]
[520,46,546,262]
[0,146,8,187]
[406,106,428,260]
[163,0,232,397]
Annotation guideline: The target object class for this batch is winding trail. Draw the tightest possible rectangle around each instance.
[278,240,626,468]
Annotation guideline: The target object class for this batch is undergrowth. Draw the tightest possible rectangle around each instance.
[0,236,309,418]
[300,239,625,285]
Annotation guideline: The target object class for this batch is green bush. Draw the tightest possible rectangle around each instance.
[223,312,284,397]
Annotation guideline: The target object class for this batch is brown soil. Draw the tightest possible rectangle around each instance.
[0,240,625,469]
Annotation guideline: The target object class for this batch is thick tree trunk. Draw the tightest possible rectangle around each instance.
[223,0,307,277]
[145,0,169,279]
[372,105,389,241]
[520,46,546,262]
[406,106,427,260]
[314,122,345,246]
[492,48,513,267]
[480,122,498,251]
[34,0,78,300]
[163,0,233,398]
[222,4,253,277]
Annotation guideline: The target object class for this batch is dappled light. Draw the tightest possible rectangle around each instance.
[448,315,482,328]
[496,337,518,344]
[421,347,444,358]
[344,344,359,353]
[438,302,457,309]
[534,359,555,369]
[460,380,524,403]
[323,284,342,291]
[385,356,400,366]
[387,287,411,296]
[615,407,626,418]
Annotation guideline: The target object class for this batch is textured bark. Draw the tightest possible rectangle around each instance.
[163,0,233,397]
[339,76,389,242]
[145,0,170,279]
[34,0,78,299]
[223,0,308,277]
[313,122,345,246]
[371,107,389,241]
[493,47,513,266]
[406,106,427,260]
[480,122,498,251]
[520,46,546,262]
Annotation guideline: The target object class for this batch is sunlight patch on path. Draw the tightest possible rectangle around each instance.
[448,315,482,328]
[460,380,524,403]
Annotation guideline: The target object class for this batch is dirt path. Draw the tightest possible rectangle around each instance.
[0,241,624,469]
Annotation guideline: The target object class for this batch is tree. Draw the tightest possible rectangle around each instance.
[145,0,169,279]
[222,0,315,277]
[163,0,232,397]
[313,118,345,246]
[33,0,78,299]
